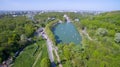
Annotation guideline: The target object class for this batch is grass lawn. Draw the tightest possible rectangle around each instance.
[34,43,48,67]
[12,40,48,67]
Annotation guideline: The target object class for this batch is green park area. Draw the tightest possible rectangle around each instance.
[0,11,120,67]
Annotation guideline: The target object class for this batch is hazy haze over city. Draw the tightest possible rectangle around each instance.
[0,0,120,11]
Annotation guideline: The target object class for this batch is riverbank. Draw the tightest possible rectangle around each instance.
[72,21,93,44]
[43,27,63,67]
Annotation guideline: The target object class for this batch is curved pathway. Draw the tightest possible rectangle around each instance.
[82,29,92,40]
[42,32,54,62]
[42,29,62,67]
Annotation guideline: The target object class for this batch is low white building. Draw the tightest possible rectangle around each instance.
[74,18,80,22]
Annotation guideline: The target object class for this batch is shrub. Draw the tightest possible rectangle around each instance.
[96,28,108,36]
[114,33,120,43]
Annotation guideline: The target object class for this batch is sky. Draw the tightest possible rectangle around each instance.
[0,0,120,11]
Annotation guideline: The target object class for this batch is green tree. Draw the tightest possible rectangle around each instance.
[108,30,115,37]
[19,34,27,46]
[114,33,120,43]
[63,45,71,60]
[0,57,2,63]
[24,24,34,37]
[96,28,108,36]
[64,60,72,67]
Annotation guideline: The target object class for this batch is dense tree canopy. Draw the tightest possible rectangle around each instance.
[114,33,120,43]
[0,15,35,62]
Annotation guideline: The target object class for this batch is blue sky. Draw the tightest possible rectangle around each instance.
[0,0,120,11]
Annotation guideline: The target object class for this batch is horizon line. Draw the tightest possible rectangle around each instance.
[0,9,120,12]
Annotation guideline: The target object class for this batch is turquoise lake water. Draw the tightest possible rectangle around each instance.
[52,22,82,44]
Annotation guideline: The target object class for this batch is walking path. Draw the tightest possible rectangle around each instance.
[47,38,54,62]
[82,29,92,40]
[42,32,54,62]
[42,28,62,67]
[53,47,62,67]
[32,51,42,67]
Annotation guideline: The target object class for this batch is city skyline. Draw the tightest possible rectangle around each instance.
[0,0,120,11]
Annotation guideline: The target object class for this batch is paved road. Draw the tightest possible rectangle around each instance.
[46,38,54,62]
[42,29,62,67]
[42,33,54,62]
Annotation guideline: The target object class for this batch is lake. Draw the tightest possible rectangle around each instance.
[52,22,82,44]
